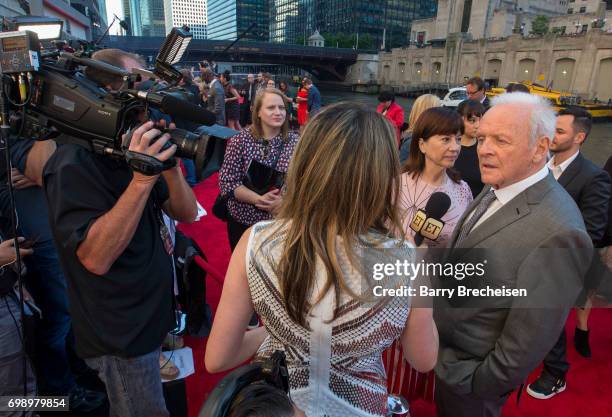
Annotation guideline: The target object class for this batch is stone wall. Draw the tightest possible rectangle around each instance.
[378,29,612,100]
[345,54,379,85]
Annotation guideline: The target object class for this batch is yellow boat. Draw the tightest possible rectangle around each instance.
[487,81,612,121]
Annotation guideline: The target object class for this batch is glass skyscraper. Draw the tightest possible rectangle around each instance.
[207,0,270,41]
[123,0,166,37]
[269,0,437,49]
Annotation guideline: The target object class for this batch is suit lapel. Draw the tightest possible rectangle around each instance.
[557,153,583,188]
[452,174,557,249]
[458,193,530,248]
[449,187,489,248]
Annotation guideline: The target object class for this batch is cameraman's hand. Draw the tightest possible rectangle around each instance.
[0,238,33,267]
[127,121,177,182]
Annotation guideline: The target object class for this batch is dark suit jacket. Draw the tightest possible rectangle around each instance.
[241,81,256,105]
[307,85,322,114]
[604,156,612,246]
[435,174,592,400]
[558,152,611,247]
[482,96,490,110]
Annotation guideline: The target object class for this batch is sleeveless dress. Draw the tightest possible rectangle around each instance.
[297,88,309,126]
[246,221,414,417]
[225,84,240,121]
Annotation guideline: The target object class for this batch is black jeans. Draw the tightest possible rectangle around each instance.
[227,217,250,252]
[543,328,570,379]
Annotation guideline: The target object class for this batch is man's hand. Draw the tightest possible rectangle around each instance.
[0,238,33,266]
[255,189,282,213]
[11,168,37,189]
[126,121,177,183]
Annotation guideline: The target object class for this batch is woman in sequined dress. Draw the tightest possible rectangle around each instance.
[206,103,439,417]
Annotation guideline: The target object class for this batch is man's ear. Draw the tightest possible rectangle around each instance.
[533,136,550,164]
[574,131,586,146]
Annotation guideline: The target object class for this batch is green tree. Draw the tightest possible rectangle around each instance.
[530,15,550,36]
[322,32,337,47]
[295,35,305,45]
[337,32,353,48]
[358,33,373,49]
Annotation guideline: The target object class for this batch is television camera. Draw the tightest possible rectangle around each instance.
[0,24,217,176]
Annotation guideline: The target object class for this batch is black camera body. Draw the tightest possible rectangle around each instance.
[1,26,216,175]
[22,68,124,147]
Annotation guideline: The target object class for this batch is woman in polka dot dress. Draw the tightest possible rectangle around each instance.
[219,88,300,251]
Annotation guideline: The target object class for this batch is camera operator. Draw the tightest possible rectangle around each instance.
[42,48,197,416]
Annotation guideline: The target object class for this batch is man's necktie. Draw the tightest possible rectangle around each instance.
[455,189,497,246]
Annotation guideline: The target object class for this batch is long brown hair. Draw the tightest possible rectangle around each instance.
[270,102,403,327]
[404,107,464,183]
[250,88,289,140]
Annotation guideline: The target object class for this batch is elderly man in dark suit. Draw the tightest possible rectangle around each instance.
[526,107,611,400]
[434,93,593,417]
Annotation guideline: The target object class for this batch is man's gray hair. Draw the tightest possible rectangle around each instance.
[490,92,556,145]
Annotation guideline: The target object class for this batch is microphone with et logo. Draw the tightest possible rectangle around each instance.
[409,192,452,246]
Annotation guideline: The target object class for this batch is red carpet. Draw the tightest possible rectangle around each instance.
[179,173,612,417]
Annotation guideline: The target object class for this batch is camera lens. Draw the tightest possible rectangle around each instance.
[169,128,212,175]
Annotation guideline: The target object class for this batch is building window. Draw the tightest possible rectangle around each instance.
[417,31,426,44]
[579,6,586,12]
[568,8,573,13]
[581,24,588,32]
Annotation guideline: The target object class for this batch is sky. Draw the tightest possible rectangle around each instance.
[105,0,125,35]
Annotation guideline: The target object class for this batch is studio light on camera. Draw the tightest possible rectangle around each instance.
[158,26,192,65]
[11,16,63,40]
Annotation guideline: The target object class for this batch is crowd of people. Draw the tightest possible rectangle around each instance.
[193,63,322,137]
[0,44,610,417]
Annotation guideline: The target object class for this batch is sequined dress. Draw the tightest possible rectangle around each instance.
[246,221,414,417]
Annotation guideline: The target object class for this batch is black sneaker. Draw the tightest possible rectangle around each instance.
[526,373,566,400]
[68,384,107,412]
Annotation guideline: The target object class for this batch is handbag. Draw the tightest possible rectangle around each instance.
[212,192,230,221]
[243,139,287,195]
[213,138,286,221]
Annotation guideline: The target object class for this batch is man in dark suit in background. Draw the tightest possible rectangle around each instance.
[240,74,256,127]
[303,77,322,116]
[434,93,592,417]
[466,76,490,110]
[526,107,611,400]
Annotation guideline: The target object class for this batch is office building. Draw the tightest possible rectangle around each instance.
[163,0,207,39]
[207,0,269,41]
[269,0,438,49]
[122,0,166,37]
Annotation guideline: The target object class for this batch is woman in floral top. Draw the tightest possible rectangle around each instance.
[219,88,300,250]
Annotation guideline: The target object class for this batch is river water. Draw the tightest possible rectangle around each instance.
[319,89,611,167]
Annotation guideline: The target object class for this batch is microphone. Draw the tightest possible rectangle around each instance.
[133,90,217,126]
[409,192,452,246]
